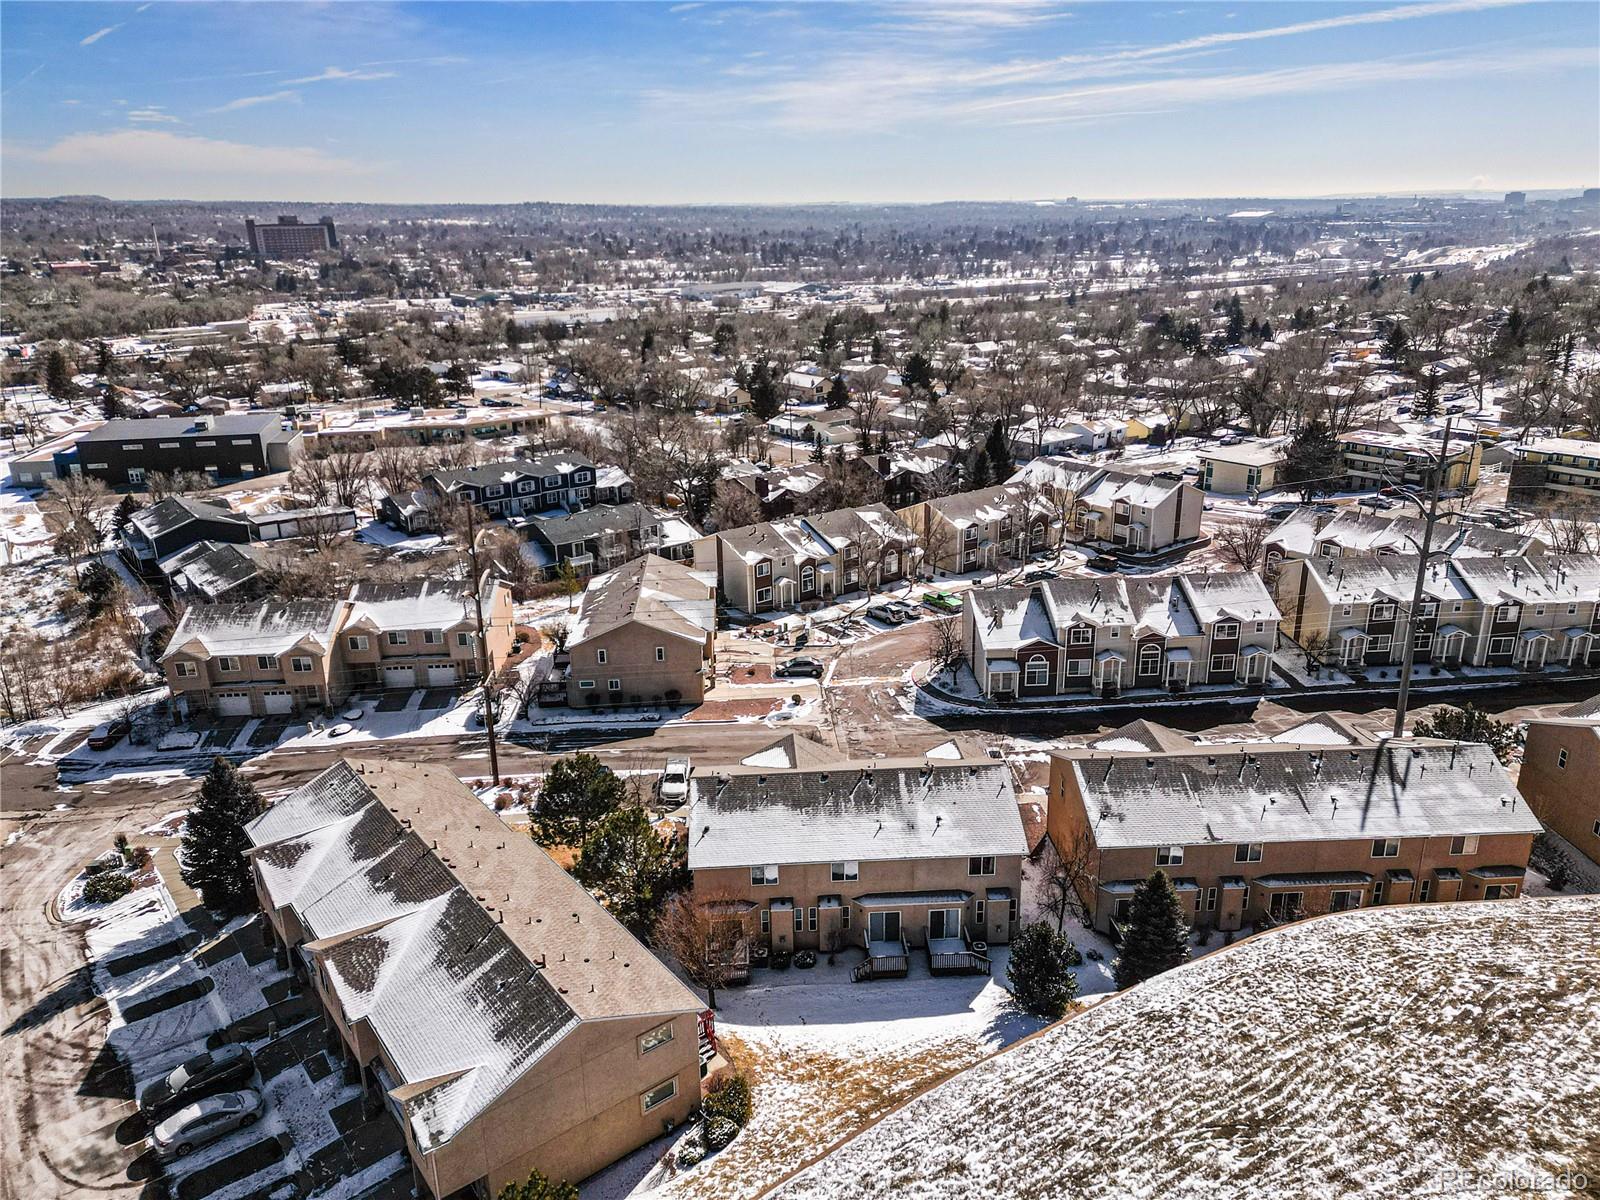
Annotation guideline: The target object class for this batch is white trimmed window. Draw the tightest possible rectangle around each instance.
[639,1022,674,1055]
[1156,845,1184,866]
[608,678,621,692]
[257,655,279,670]
[423,630,443,645]
[655,646,666,662]
[1371,838,1400,858]
[387,631,408,646]
[596,648,608,664]
[755,561,772,578]
[218,657,239,673]
[641,1078,678,1113]
[1069,626,1092,645]
[1448,835,1479,856]
[290,657,312,673]
[830,861,858,882]
[756,587,773,605]
[1214,621,1239,639]
[1557,748,1568,769]
[752,864,779,886]
[1023,655,1050,687]
[1209,654,1236,674]
[456,632,472,648]
[348,635,369,651]
[1235,842,1262,863]
[968,856,996,876]
[175,660,198,678]
[578,680,595,690]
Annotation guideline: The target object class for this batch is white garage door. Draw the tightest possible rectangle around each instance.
[215,693,252,717]
[426,665,458,686]
[262,691,294,715]
[383,666,415,689]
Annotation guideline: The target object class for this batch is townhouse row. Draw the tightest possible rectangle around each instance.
[161,575,515,718]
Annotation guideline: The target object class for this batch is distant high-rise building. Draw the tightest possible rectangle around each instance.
[244,215,338,259]
[1504,191,1527,209]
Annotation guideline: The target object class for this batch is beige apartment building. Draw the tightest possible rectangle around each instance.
[965,571,1279,699]
[1275,552,1600,672]
[687,747,1029,979]
[162,575,515,716]
[1011,456,1203,553]
[1338,429,1482,492]
[1510,436,1600,496]
[896,483,1050,576]
[1264,508,1543,573]
[1517,709,1600,869]
[1197,443,1285,495]
[1048,740,1542,934]
[246,759,707,1198]
[564,554,716,705]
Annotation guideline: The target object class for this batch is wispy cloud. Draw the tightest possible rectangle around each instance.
[210,90,300,113]
[127,107,181,124]
[13,128,366,180]
[283,66,397,84]
[79,24,122,46]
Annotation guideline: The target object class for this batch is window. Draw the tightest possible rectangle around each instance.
[456,632,472,648]
[1371,838,1400,858]
[756,587,773,606]
[1368,634,1391,654]
[218,657,239,673]
[387,631,408,646]
[1449,835,1479,856]
[1235,843,1263,863]
[1373,879,1385,905]
[968,856,996,876]
[975,900,986,924]
[1370,603,1395,621]
[578,680,595,690]
[1204,887,1218,912]
[1066,659,1090,677]
[641,1078,678,1113]
[1024,655,1051,687]
[830,861,859,882]
[756,562,771,578]
[1557,748,1568,769]
[841,905,850,929]
[1156,845,1184,867]
[544,475,559,489]
[1254,622,1265,634]
[808,907,818,932]
[1340,605,1353,618]
[596,648,608,664]
[423,630,443,645]
[257,655,279,670]
[1498,604,1520,623]
[1414,633,1433,651]
[1419,602,1438,619]
[1209,654,1236,675]
[751,865,780,886]
[1138,646,1162,675]
[655,646,666,662]
[290,657,312,673]
[1214,621,1239,640]
[1419,880,1433,902]
[347,635,369,651]
[1329,890,1362,912]
[1489,637,1514,656]
[608,678,621,692]
[175,660,198,678]
[1009,897,1019,925]
[639,1022,674,1055]
[801,566,815,591]
[1484,884,1516,900]
[1069,626,1092,645]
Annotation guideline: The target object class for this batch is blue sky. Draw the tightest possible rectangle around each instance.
[2,1,1596,203]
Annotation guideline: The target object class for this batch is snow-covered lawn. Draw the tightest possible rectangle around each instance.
[585,954,1051,1200]
[768,897,1600,1200]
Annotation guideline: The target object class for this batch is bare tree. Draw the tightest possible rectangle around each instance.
[1038,827,1098,932]
[925,616,964,675]
[1213,519,1271,572]
[1536,499,1600,555]
[653,888,752,1011]
[41,475,114,580]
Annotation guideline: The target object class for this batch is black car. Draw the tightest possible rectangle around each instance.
[87,717,132,751]
[138,1045,255,1117]
[1086,554,1119,571]
[776,658,826,678]
[1023,569,1058,583]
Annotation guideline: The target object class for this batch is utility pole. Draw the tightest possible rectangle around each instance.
[1391,414,1455,741]
[460,498,502,784]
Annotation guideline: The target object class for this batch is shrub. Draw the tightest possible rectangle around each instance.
[771,950,791,971]
[674,1140,704,1169]
[1084,947,1103,962]
[793,949,816,968]
[703,1117,738,1152]
[83,872,133,904]
[1005,920,1080,1019]
[703,1072,753,1131]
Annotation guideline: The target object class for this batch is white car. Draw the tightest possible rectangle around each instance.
[659,758,692,805]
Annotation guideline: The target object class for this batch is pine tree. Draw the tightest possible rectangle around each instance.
[180,757,264,913]
[1005,921,1079,1019]
[967,449,992,491]
[825,376,850,409]
[902,351,935,397]
[530,752,623,848]
[112,494,140,533]
[1113,870,1190,989]
[1411,704,1520,765]
[575,804,688,934]
[495,1169,578,1200]
[984,421,1013,481]
[1282,419,1341,500]
[809,432,825,462]
[1225,295,1245,345]
[44,348,76,400]
[747,361,780,420]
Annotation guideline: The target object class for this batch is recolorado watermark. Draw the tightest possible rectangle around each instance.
[1425,1167,1590,1194]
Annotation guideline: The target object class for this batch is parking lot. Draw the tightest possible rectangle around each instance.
[77,883,410,1200]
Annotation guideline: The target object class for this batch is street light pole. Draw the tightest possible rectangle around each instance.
[461,498,502,785]
[1391,415,1455,740]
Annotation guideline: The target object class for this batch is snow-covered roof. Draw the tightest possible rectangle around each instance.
[567,553,716,647]
[164,598,342,659]
[687,759,1028,871]
[246,760,700,1153]
[1062,741,1540,850]
[344,578,479,631]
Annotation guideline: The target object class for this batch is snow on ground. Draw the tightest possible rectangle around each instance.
[584,956,1050,1200]
[768,897,1600,1200]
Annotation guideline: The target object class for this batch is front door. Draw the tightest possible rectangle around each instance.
[867,911,901,945]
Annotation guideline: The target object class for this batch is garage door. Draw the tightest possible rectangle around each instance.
[426,665,458,687]
[262,691,294,715]
[215,693,252,717]
[383,666,415,689]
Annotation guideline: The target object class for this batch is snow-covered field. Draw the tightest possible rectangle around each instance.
[769,897,1600,1200]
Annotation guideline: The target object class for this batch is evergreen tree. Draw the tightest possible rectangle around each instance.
[1282,420,1341,500]
[1006,921,1079,1019]
[111,494,140,534]
[180,757,264,913]
[713,322,737,358]
[967,448,992,491]
[901,351,935,397]
[575,804,688,934]
[870,334,883,364]
[1225,295,1245,345]
[825,376,850,409]
[94,340,117,380]
[100,387,123,421]
[530,753,623,848]
[1258,319,1274,343]
[984,421,1013,482]
[44,348,76,400]
[1112,870,1190,990]
[747,360,781,420]
[495,1169,578,1200]
[809,432,825,462]
[1411,704,1520,765]
[1382,324,1410,362]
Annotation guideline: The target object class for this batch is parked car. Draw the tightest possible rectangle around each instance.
[1023,569,1058,583]
[659,758,692,806]
[87,718,132,751]
[886,601,922,621]
[470,688,519,728]
[1086,554,1119,571]
[139,1046,255,1117]
[1264,505,1297,521]
[149,1090,263,1161]
[776,657,826,678]
[867,604,903,624]
[921,590,963,614]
